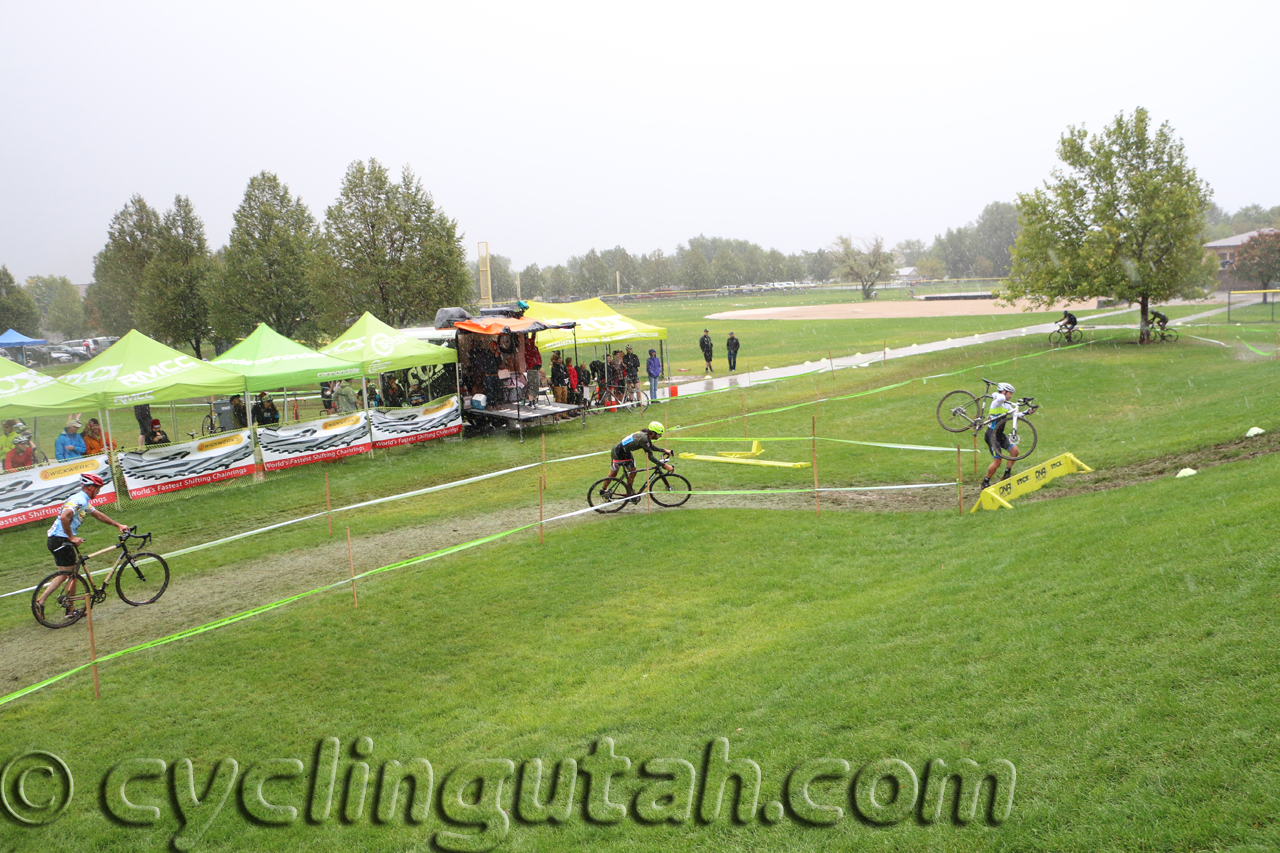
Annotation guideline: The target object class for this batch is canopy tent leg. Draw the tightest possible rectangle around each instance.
[169,401,178,443]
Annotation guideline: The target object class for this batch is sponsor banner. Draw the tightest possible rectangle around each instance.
[121,432,256,499]
[369,396,463,448]
[259,412,372,471]
[0,456,117,530]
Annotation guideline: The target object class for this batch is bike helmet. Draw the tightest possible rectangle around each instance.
[997,382,1014,394]
[647,421,665,436]
[80,472,105,488]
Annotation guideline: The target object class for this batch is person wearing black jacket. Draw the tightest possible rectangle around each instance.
[622,346,640,392]
[549,353,569,404]
[726,332,740,372]
[699,329,713,374]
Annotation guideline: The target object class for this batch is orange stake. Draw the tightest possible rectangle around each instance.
[325,471,332,536]
[812,416,820,517]
[346,527,358,608]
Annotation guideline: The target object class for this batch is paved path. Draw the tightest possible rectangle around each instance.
[667,303,1236,398]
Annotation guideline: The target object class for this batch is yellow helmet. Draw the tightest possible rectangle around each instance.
[647,421,664,436]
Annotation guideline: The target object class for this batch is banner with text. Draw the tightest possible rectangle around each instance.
[0,456,117,530]
[369,396,463,448]
[259,412,372,471]
[121,432,256,499]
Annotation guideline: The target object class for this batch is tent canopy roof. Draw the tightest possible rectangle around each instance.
[452,316,573,336]
[213,324,362,391]
[59,330,247,407]
[0,357,101,419]
[523,298,667,348]
[0,329,47,346]
[320,312,457,376]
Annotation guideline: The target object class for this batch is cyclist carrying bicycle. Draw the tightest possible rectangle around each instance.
[35,473,130,620]
[982,382,1025,489]
[610,421,673,495]
[1058,310,1077,333]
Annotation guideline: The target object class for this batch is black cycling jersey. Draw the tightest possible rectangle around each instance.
[613,431,658,460]
[1062,312,1077,327]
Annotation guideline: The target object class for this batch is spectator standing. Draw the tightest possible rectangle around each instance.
[384,375,405,408]
[726,332,740,372]
[623,345,640,392]
[336,379,359,413]
[525,334,543,404]
[646,349,662,400]
[55,416,87,461]
[549,353,568,404]
[565,358,580,404]
[253,392,280,425]
[0,419,18,456]
[699,329,713,374]
[82,418,114,455]
[5,435,35,471]
[230,395,248,429]
[133,404,152,449]
[145,419,170,446]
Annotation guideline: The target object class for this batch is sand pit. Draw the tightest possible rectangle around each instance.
[706,298,1097,321]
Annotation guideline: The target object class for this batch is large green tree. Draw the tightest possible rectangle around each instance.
[208,171,320,341]
[87,195,161,336]
[316,159,471,329]
[140,195,213,357]
[1006,108,1217,338]
[0,266,41,337]
[1233,230,1280,289]
[832,236,896,300]
[25,275,85,338]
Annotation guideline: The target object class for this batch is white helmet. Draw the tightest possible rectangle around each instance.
[997,382,1014,394]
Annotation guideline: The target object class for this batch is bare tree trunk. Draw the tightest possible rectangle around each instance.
[1139,295,1150,344]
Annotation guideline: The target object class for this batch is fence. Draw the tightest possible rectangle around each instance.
[1227,289,1280,323]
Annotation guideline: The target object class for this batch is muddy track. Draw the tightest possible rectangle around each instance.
[3,432,1275,694]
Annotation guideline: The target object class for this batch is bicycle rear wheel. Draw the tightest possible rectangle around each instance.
[649,473,691,507]
[997,419,1038,461]
[116,552,170,605]
[587,477,631,513]
[201,413,219,435]
[623,389,649,413]
[32,570,86,628]
[1163,329,1178,343]
[936,390,979,433]
[1067,329,1082,344]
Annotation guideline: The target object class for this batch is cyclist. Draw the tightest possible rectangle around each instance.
[982,382,1023,489]
[34,473,130,620]
[1150,310,1168,331]
[609,421,674,498]
[1058,310,1077,333]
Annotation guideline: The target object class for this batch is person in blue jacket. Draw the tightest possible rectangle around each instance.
[54,416,86,461]
[646,349,662,400]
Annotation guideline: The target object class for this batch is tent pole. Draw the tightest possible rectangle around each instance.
[103,408,119,498]
[454,360,463,442]
[362,375,373,459]
[169,401,177,443]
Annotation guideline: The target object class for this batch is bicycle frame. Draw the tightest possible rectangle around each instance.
[60,543,129,603]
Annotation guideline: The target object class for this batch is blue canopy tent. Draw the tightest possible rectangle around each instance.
[0,329,47,366]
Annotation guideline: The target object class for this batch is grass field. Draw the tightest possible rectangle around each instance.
[1,302,1277,852]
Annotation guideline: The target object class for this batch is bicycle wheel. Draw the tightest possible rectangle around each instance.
[1067,329,1082,344]
[32,570,87,628]
[201,413,219,435]
[1163,329,1178,343]
[1048,330,1064,345]
[998,419,1038,461]
[648,473,691,507]
[936,390,979,433]
[623,390,649,413]
[587,477,631,513]
[116,552,170,606]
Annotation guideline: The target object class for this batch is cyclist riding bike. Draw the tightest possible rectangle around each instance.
[610,421,674,496]
[1150,310,1168,331]
[983,382,1024,489]
[1058,310,1077,333]
[34,473,130,620]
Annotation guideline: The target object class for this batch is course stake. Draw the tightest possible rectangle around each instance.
[812,416,820,517]
[956,446,963,515]
[539,434,546,544]
[325,471,332,536]
[346,527,358,608]
[85,592,100,698]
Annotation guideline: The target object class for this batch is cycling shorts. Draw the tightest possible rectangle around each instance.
[610,452,636,474]
[986,425,1012,457]
[48,536,78,567]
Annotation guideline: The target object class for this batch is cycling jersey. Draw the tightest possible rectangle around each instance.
[613,431,658,460]
[1150,312,1168,325]
[987,392,1013,425]
[47,491,92,539]
[1062,313,1077,328]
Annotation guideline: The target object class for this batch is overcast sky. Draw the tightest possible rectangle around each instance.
[2,0,1276,284]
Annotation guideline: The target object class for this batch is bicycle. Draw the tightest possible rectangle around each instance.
[587,456,691,513]
[1149,326,1178,343]
[31,527,170,628]
[200,400,222,436]
[1049,325,1082,345]
[981,397,1039,461]
[936,377,1000,433]
[619,384,649,413]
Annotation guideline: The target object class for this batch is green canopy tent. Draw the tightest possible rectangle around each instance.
[59,330,249,445]
[320,312,459,408]
[213,323,363,422]
[0,358,102,420]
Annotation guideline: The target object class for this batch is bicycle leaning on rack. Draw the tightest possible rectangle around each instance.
[31,526,170,628]
[587,455,691,513]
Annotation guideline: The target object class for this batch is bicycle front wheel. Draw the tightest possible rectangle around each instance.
[623,390,649,413]
[936,390,979,433]
[588,477,631,513]
[999,419,1038,461]
[201,414,218,435]
[649,473,691,507]
[116,552,170,605]
[1048,330,1064,345]
[32,570,86,628]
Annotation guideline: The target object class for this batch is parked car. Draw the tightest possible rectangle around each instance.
[35,345,91,363]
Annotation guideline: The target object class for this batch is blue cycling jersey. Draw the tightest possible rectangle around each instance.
[47,490,92,538]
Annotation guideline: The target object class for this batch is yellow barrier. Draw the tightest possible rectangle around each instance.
[970,452,1093,512]
[718,441,764,458]
[677,452,810,469]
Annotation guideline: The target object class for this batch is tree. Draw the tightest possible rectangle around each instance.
[0,266,40,337]
[1006,108,1217,339]
[711,247,746,288]
[475,254,516,302]
[639,250,677,291]
[805,248,834,283]
[1234,230,1280,288]
[678,243,711,291]
[87,195,161,336]
[544,265,572,300]
[140,195,213,357]
[25,275,85,338]
[208,171,320,342]
[916,255,947,280]
[831,236,896,300]
[573,249,611,296]
[518,263,543,299]
[932,227,974,279]
[316,159,472,330]
[894,239,928,266]
[971,201,1020,278]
